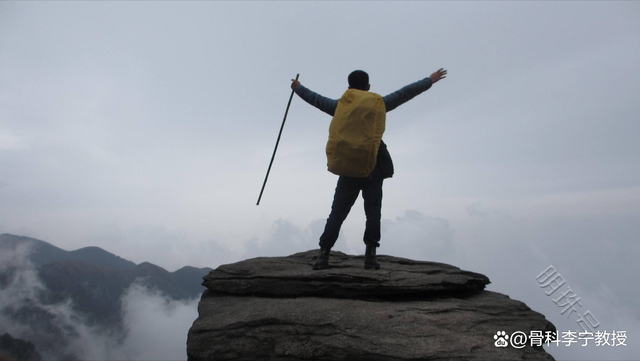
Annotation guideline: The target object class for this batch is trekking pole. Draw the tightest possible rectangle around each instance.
[256,74,299,206]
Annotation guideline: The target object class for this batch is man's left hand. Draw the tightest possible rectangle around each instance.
[430,68,447,83]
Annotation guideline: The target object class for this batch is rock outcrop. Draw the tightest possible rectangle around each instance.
[187,250,556,360]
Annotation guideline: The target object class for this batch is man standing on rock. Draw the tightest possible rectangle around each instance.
[291,68,447,270]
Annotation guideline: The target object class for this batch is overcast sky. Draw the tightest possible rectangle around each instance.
[1,2,639,360]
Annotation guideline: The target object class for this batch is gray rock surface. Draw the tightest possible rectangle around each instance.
[188,250,556,361]
[202,250,489,298]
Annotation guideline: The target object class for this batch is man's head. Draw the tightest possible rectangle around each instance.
[348,70,370,91]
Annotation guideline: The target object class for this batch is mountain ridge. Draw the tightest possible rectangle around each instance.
[0,233,212,360]
[0,233,210,274]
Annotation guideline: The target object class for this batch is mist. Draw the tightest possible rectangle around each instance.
[1,2,639,360]
[0,242,199,360]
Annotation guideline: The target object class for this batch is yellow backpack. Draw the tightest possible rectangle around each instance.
[326,89,386,178]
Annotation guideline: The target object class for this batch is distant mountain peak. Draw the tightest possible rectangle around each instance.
[1,233,211,359]
[0,233,137,270]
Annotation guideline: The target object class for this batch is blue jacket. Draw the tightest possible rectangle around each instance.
[293,77,433,116]
[294,77,434,178]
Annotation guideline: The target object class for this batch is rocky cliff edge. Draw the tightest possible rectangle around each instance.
[187,250,556,361]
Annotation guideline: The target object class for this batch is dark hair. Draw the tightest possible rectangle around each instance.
[348,70,369,90]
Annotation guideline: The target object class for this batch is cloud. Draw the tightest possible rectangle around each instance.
[0,242,200,360]
[1,2,638,359]
[240,211,459,265]
[0,241,121,359]
[0,242,44,336]
[465,201,514,222]
[242,218,326,259]
[381,209,458,264]
[0,132,28,151]
[90,223,239,271]
[452,200,640,361]
[118,281,199,360]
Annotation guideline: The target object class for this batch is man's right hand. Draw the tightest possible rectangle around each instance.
[430,68,447,83]
[291,79,300,90]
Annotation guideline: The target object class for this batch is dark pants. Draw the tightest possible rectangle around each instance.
[319,168,384,249]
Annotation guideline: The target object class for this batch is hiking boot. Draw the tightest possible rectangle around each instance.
[364,244,380,270]
[312,247,330,270]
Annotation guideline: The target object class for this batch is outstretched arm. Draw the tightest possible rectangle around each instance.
[291,79,339,116]
[382,68,447,112]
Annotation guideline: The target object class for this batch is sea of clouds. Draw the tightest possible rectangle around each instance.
[0,242,199,360]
